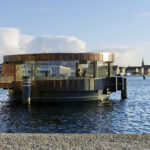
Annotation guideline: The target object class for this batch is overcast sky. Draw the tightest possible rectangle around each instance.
[0,0,150,66]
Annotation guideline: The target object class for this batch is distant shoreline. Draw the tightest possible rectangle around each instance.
[0,134,150,149]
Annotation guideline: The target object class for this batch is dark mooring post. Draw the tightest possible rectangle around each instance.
[23,76,31,104]
[107,62,111,88]
[121,78,127,99]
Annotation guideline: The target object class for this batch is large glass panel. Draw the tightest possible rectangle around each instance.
[76,61,94,78]
[110,63,113,77]
[21,61,35,78]
[20,60,112,80]
[97,62,113,77]
[48,60,78,79]
[21,60,79,80]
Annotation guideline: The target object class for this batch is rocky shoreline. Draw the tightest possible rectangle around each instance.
[0,134,150,150]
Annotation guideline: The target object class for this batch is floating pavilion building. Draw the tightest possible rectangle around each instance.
[0,52,127,103]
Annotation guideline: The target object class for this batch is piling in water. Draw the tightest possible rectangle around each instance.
[22,76,31,104]
[121,78,127,99]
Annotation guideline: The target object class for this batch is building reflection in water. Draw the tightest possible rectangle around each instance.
[0,89,115,133]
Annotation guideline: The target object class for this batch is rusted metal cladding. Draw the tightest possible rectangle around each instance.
[4,53,114,63]
[2,64,16,75]
[31,79,91,91]
[0,83,12,89]
[11,78,106,91]
[0,64,16,88]
[0,75,14,83]
[109,53,114,62]
[0,75,14,88]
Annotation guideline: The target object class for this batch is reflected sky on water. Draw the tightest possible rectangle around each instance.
[0,76,150,133]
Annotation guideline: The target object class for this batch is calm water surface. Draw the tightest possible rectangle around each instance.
[0,76,150,133]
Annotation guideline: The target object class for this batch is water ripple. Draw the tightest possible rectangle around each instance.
[0,76,150,133]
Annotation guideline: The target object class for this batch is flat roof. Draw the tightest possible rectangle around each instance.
[4,52,114,63]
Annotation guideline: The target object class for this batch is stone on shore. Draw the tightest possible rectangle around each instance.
[0,134,150,150]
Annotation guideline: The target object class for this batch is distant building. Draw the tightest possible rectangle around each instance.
[112,58,150,76]
[126,66,140,75]
[125,59,150,75]
[142,58,144,67]
[113,65,120,75]
[119,67,126,75]
[143,65,150,75]
[141,59,150,75]
[113,66,126,76]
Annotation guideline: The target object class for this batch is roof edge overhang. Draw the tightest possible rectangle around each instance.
[3,52,114,63]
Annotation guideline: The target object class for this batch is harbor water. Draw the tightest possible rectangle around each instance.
[0,76,150,133]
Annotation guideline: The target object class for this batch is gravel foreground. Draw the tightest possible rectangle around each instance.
[0,134,150,150]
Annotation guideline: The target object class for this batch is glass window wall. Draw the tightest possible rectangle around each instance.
[97,61,113,77]
[20,60,113,80]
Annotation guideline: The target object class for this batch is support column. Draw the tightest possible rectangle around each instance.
[22,76,31,104]
[93,61,97,78]
[103,62,111,94]
[107,62,111,89]
[121,78,127,99]
[108,62,110,78]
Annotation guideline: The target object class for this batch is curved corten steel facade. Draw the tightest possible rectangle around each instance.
[4,53,114,63]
